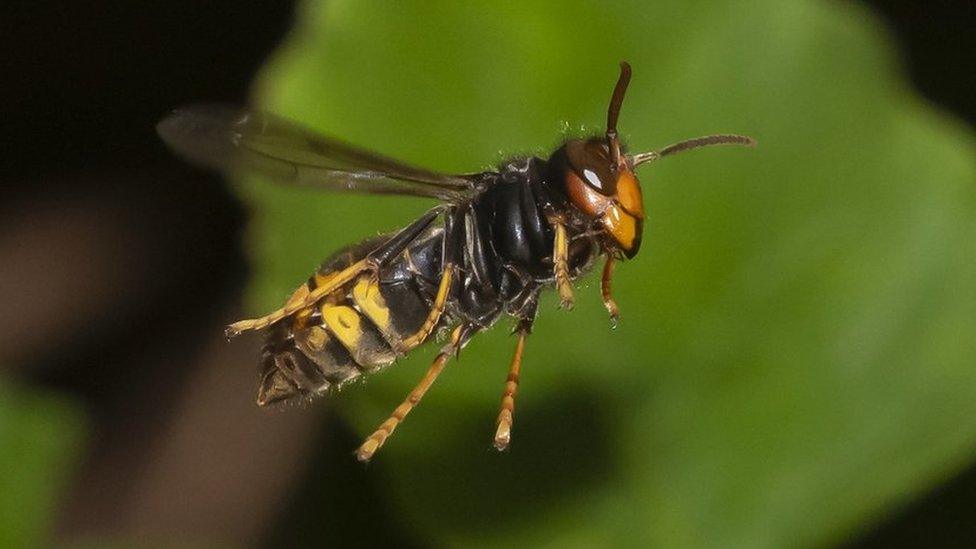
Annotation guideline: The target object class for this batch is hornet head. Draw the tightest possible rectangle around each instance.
[551,61,755,259]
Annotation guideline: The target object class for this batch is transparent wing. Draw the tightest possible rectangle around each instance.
[156,105,479,200]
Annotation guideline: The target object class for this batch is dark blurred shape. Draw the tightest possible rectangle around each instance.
[267,383,616,548]
[851,466,976,549]
[265,414,424,549]
[269,382,616,547]
[2,0,328,545]
[865,1,976,128]
[0,189,152,370]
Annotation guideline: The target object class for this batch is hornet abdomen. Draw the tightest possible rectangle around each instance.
[258,226,445,405]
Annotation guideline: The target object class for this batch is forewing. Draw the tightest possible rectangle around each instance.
[157,105,478,200]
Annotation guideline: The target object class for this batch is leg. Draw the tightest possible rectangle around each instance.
[226,208,442,338]
[397,206,463,351]
[551,219,574,309]
[356,325,468,462]
[601,255,620,327]
[493,327,528,451]
[225,257,369,337]
[398,264,453,351]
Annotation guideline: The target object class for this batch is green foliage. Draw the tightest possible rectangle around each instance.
[0,384,86,548]
[243,1,976,547]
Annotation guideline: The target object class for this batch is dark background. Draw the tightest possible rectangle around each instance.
[2,1,974,546]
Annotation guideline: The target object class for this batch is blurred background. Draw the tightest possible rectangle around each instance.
[2,1,975,547]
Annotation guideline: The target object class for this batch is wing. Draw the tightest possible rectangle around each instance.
[156,105,480,201]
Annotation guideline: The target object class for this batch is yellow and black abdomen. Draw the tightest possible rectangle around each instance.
[257,229,444,406]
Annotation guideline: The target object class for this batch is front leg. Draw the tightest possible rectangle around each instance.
[550,218,574,309]
[601,255,620,327]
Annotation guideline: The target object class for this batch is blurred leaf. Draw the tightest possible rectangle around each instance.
[0,382,86,548]
[240,0,976,547]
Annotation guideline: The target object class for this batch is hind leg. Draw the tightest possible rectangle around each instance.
[226,208,442,337]
[357,324,472,462]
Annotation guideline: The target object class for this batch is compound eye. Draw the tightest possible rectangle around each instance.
[566,139,617,195]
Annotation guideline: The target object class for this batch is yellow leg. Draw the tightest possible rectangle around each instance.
[601,255,620,326]
[493,329,527,451]
[357,326,464,462]
[552,221,574,309]
[225,258,369,338]
[398,264,454,351]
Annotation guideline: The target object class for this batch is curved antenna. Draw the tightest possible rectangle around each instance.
[606,61,632,169]
[629,134,756,167]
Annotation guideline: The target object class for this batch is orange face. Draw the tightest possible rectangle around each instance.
[561,139,645,258]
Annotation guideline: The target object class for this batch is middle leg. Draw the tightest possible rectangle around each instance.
[396,206,464,352]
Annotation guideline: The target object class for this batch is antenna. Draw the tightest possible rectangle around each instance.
[606,61,632,169]
[629,134,756,167]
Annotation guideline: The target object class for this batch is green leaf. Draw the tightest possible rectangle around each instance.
[241,0,976,547]
[0,382,87,548]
